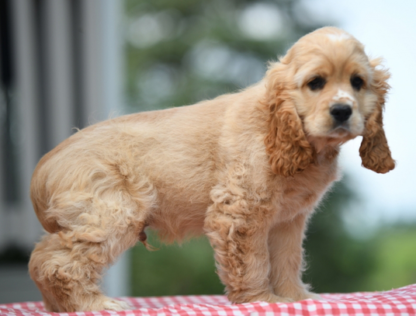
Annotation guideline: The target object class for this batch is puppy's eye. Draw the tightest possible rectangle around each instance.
[307,77,326,91]
[350,75,364,91]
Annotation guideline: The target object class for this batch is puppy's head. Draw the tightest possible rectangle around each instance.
[264,27,395,177]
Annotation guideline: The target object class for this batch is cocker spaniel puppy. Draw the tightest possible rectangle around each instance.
[29,27,395,312]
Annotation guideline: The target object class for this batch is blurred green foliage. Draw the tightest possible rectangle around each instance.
[124,0,416,297]
[131,235,222,296]
[303,179,378,293]
[364,225,416,291]
[124,0,323,111]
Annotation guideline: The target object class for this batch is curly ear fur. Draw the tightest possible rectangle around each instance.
[264,63,315,177]
[359,59,395,173]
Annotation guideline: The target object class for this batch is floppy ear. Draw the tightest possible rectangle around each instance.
[264,63,315,177]
[359,59,395,173]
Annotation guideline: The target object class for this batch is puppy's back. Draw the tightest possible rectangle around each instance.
[30,97,232,234]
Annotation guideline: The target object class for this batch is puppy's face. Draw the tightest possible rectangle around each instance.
[265,27,395,176]
[286,28,378,141]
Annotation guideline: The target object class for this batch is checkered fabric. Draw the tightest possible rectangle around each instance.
[1,284,415,316]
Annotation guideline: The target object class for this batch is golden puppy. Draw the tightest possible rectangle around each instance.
[29,27,395,312]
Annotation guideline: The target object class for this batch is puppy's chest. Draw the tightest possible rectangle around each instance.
[272,162,339,223]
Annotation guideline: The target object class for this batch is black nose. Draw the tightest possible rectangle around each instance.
[330,104,352,123]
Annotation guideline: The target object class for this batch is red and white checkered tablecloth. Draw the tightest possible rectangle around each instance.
[1,284,415,316]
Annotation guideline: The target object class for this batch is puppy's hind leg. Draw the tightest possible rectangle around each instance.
[29,196,149,312]
[29,234,61,312]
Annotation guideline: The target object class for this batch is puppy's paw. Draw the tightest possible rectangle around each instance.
[286,291,321,301]
[102,298,132,311]
[268,295,295,304]
[274,285,321,301]
[302,292,321,301]
[246,292,295,304]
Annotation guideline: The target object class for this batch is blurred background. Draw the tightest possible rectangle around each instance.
[0,0,415,304]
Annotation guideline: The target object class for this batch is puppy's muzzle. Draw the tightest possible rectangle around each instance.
[330,104,352,124]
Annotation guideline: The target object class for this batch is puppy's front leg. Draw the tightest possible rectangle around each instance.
[204,200,291,304]
[268,213,319,301]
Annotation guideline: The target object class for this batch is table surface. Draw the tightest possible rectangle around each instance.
[1,284,415,316]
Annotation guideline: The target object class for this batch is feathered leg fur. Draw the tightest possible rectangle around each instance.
[29,192,147,312]
[268,214,319,300]
[204,198,293,303]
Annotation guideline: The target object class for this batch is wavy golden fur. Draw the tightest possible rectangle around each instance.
[29,27,395,312]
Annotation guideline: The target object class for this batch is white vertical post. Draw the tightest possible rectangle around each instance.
[44,0,74,147]
[79,0,105,124]
[100,0,130,298]
[102,0,124,118]
[79,0,129,297]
